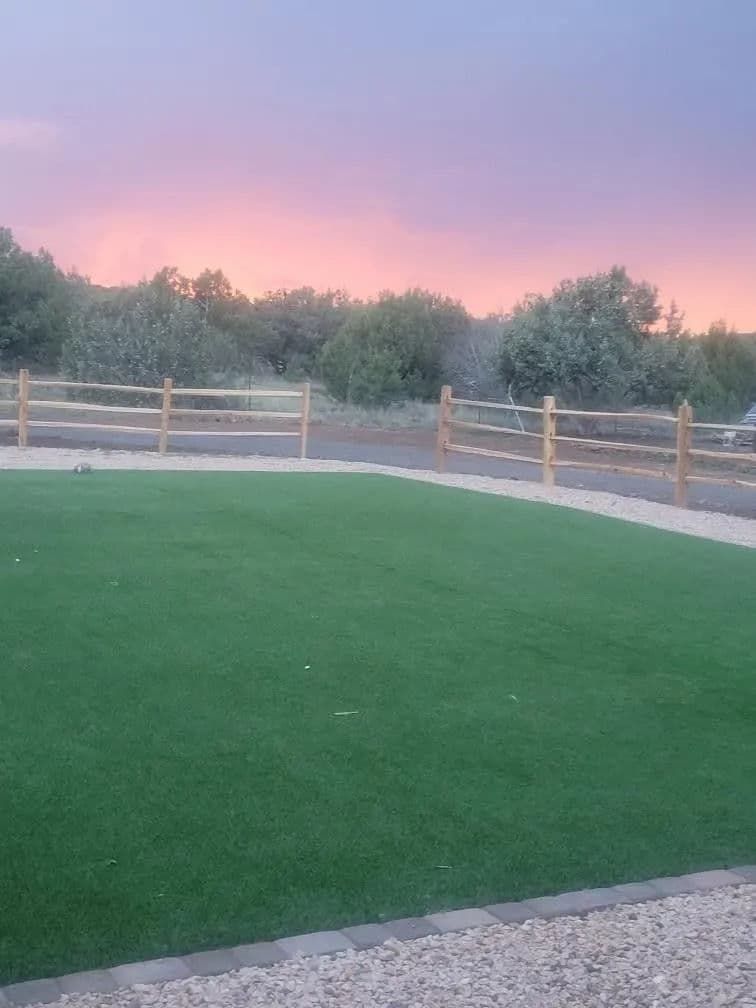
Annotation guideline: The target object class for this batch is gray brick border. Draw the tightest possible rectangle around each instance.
[383,916,440,941]
[183,950,242,977]
[426,908,499,933]
[2,867,752,1006]
[340,923,393,950]
[2,981,62,1008]
[109,957,191,988]
[231,943,286,968]
[58,971,115,996]
[276,931,355,958]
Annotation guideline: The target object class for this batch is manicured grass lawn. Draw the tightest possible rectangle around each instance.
[1,471,754,983]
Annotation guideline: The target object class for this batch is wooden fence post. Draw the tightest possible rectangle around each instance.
[17,368,29,448]
[675,400,692,507]
[300,381,311,459]
[158,377,173,454]
[436,385,452,472]
[542,395,556,487]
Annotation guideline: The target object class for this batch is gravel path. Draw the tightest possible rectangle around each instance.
[29,886,756,1008]
[2,446,755,548]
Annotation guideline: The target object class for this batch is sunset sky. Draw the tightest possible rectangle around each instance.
[2,0,755,329]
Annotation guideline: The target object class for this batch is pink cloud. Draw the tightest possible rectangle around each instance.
[0,119,59,151]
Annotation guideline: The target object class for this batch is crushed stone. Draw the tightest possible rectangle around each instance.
[31,886,756,1007]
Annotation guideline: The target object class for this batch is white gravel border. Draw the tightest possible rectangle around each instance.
[6,885,756,1008]
[2,446,755,549]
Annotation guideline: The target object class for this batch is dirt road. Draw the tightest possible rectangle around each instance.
[8,422,755,519]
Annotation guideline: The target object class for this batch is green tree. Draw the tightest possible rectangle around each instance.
[697,322,756,415]
[150,266,193,301]
[252,287,354,375]
[498,266,661,407]
[321,289,470,405]
[189,269,235,325]
[0,227,72,368]
[633,336,705,408]
[149,267,261,375]
[62,282,210,388]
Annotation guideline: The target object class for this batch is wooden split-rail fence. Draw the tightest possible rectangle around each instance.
[3,372,755,507]
[436,386,756,508]
[0,371,311,458]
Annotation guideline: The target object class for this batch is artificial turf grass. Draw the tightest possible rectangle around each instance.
[0,471,754,983]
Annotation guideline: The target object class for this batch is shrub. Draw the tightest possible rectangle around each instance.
[321,290,469,405]
[63,284,211,390]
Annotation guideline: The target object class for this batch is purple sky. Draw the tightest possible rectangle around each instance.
[2,0,755,327]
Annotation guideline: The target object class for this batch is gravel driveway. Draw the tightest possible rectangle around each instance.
[27,886,756,1008]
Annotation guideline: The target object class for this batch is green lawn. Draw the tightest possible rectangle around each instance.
[1,472,754,983]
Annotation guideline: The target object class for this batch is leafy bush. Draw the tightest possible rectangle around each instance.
[499,267,660,408]
[322,289,469,405]
[0,227,73,368]
[694,323,756,418]
[62,283,210,389]
[632,336,705,408]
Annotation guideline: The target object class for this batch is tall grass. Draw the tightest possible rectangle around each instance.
[213,372,439,430]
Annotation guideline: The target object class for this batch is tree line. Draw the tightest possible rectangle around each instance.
[1,226,754,419]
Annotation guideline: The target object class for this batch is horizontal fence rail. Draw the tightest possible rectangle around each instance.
[443,443,543,465]
[8,371,311,458]
[29,379,162,394]
[554,408,678,424]
[689,447,756,463]
[449,396,543,414]
[170,386,302,398]
[553,435,675,456]
[689,421,756,433]
[437,387,755,507]
[449,418,544,439]
[28,401,162,414]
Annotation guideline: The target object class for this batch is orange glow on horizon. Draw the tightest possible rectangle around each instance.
[17,198,756,333]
